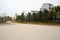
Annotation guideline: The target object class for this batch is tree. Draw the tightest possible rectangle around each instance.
[5,16,12,21]
[20,12,25,22]
[26,12,31,22]
[16,15,21,22]
[54,6,60,12]
[47,11,53,21]
[42,9,48,22]
[31,12,36,22]
[38,11,43,22]
[56,11,60,23]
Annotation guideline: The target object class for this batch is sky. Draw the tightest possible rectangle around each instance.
[0,0,60,17]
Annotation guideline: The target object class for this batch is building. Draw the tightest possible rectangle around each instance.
[40,3,53,11]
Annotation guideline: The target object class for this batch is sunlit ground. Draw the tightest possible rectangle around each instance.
[0,23,60,40]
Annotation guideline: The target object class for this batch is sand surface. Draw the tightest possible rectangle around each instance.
[0,23,60,40]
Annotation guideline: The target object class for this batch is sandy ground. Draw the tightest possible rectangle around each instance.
[0,22,60,40]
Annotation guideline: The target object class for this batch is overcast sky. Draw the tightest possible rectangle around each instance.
[0,0,60,17]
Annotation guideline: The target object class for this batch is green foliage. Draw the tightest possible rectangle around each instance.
[38,11,42,22]
[0,16,6,23]
[15,6,60,23]
[16,12,25,22]
[26,12,31,22]
[31,12,36,22]
[16,15,21,22]
[42,9,48,22]
[5,16,12,21]
[20,13,25,21]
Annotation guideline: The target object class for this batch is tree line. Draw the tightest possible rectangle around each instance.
[15,6,60,23]
[0,6,60,23]
[0,16,12,23]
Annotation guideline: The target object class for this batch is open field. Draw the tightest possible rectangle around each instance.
[0,22,60,40]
